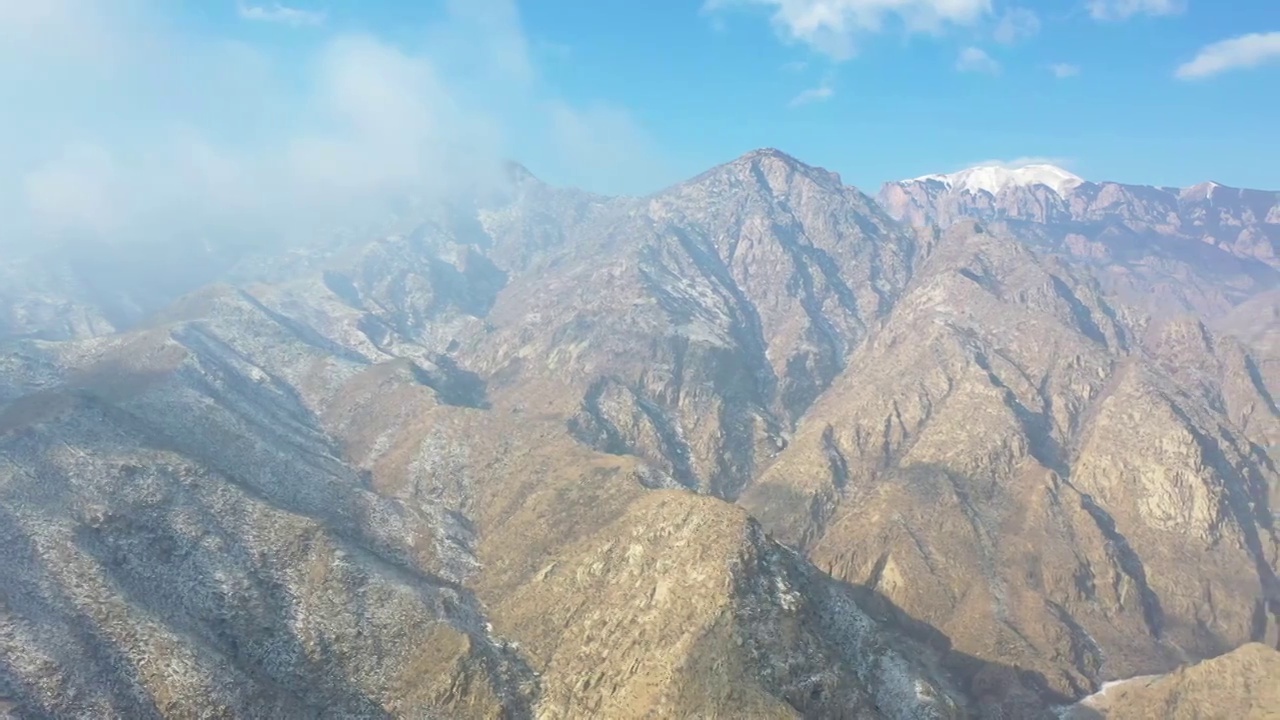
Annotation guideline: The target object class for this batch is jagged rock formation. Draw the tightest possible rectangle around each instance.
[2,149,1279,718]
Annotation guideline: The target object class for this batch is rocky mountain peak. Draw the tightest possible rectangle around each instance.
[502,159,538,184]
[734,147,809,167]
[698,147,847,196]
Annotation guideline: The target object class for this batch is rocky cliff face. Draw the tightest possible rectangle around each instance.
[2,149,1278,718]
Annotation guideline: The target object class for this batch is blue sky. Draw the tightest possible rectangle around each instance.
[523,0,1280,191]
[0,0,1277,249]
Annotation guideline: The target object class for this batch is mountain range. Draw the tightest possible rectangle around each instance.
[880,163,1280,271]
[1,149,1278,718]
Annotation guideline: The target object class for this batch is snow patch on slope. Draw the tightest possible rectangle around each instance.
[1053,673,1164,718]
[910,164,1085,197]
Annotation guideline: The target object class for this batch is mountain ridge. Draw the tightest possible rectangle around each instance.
[878,162,1280,272]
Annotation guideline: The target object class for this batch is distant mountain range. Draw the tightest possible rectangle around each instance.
[880,163,1280,270]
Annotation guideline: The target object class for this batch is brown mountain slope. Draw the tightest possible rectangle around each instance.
[462,148,919,499]
[1062,642,1280,719]
[0,208,973,718]
[740,219,1280,706]
[489,490,967,719]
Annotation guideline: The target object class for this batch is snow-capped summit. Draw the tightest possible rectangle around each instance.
[909,164,1085,197]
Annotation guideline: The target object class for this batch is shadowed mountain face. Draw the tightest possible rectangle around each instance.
[2,149,1278,718]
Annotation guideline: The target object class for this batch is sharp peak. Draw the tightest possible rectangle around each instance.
[725,148,838,176]
[502,160,539,183]
[718,147,847,187]
[735,147,806,164]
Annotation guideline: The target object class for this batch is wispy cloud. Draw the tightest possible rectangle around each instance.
[0,0,672,254]
[789,82,834,107]
[0,0,137,65]
[956,46,1000,74]
[237,2,326,27]
[704,0,993,60]
[1176,32,1280,79]
[993,8,1039,44]
[781,60,809,72]
[1086,0,1185,21]
[1049,62,1080,78]
[545,101,669,190]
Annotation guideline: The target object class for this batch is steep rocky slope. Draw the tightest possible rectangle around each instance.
[740,216,1280,706]
[489,491,967,719]
[2,149,1278,718]
[1216,289,1280,397]
[0,309,535,718]
[0,156,973,718]
[467,149,918,499]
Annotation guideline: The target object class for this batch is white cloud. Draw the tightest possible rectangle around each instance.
[237,2,326,27]
[284,35,498,198]
[1086,0,1185,21]
[0,0,102,40]
[705,0,993,60]
[1175,32,1280,79]
[789,82,834,106]
[1049,62,1080,77]
[956,46,1000,74]
[22,144,123,234]
[10,35,499,243]
[0,0,670,252]
[0,0,145,65]
[993,8,1039,44]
